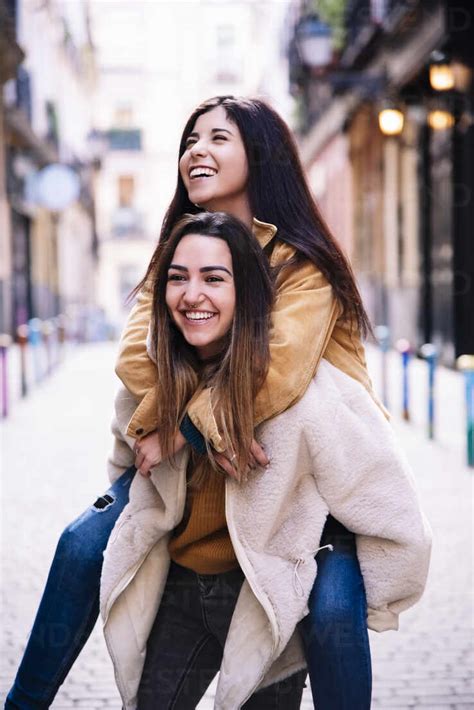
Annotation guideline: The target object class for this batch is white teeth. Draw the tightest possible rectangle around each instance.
[189,167,217,179]
[185,311,215,321]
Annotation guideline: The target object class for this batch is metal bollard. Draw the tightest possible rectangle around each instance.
[17,324,29,397]
[420,343,437,440]
[374,325,390,409]
[457,354,474,468]
[28,318,43,383]
[396,339,411,421]
[0,334,12,418]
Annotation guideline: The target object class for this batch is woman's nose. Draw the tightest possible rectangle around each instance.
[190,139,208,157]
[183,282,204,306]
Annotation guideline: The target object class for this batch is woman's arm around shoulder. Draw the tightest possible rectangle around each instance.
[115,284,159,438]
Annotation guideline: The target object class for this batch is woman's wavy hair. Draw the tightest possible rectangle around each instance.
[151,211,274,483]
[135,95,372,338]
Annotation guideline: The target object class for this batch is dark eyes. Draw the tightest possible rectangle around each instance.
[167,274,224,283]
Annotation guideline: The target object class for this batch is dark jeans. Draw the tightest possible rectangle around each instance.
[301,517,372,710]
[5,469,371,710]
[137,561,306,710]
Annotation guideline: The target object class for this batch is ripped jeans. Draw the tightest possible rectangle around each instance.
[5,469,371,710]
[5,467,136,710]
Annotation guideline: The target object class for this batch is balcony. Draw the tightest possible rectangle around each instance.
[342,0,426,67]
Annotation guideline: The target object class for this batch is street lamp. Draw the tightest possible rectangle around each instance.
[295,13,333,69]
[291,13,408,135]
[429,51,455,92]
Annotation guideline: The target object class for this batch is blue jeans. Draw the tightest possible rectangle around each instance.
[301,516,372,709]
[5,475,370,710]
[5,467,136,710]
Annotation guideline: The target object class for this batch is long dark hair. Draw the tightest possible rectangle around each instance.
[152,211,274,481]
[136,95,371,338]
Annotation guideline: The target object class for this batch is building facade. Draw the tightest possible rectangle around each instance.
[291,0,474,364]
[1,0,99,337]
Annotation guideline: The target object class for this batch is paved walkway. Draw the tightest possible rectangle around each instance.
[1,343,472,709]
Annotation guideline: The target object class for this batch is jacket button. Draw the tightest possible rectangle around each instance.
[135,427,144,436]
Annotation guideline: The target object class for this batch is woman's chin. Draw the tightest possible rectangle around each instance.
[187,188,213,208]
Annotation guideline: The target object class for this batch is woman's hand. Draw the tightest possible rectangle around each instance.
[214,438,269,479]
[134,429,186,477]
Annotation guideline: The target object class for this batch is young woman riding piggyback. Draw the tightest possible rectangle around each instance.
[113,96,430,706]
[5,95,432,710]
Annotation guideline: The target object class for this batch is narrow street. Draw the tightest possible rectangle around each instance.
[1,343,473,709]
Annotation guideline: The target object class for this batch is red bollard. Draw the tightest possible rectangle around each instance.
[0,333,12,418]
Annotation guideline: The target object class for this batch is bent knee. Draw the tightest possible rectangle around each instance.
[57,516,106,567]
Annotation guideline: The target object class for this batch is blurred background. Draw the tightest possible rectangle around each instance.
[1,0,473,358]
[1,2,474,709]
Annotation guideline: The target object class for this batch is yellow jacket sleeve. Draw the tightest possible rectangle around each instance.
[115,284,159,438]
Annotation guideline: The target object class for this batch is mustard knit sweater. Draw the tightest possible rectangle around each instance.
[169,459,239,574]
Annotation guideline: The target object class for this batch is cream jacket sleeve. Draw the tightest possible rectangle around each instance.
[116,244,340,448]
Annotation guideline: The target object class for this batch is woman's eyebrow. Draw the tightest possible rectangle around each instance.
[168,264,233,277]
[200,265,233,276]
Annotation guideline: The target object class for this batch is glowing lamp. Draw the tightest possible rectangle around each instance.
[427,110,455,130]
[378,108,404,136]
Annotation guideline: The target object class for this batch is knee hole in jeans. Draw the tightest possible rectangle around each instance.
[92,493,115,510]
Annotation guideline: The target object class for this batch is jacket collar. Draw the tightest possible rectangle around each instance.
[252,217,278,249]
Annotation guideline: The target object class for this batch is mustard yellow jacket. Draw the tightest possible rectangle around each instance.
[115,218,385,450]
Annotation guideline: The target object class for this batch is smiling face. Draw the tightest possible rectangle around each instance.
[165,233,236,360]
[179,106,251,226]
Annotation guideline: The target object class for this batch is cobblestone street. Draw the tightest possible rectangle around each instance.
[1,343,473,709]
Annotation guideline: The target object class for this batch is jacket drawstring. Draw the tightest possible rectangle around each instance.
[293,544,334,597]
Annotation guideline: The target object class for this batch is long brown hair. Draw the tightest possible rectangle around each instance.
[152,212,274,482]
[134,95,372,338]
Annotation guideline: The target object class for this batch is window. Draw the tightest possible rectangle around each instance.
[118,175,135,207]
[113,105,134,129]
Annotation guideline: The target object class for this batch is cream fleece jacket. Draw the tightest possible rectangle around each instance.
[102,360,432,710]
